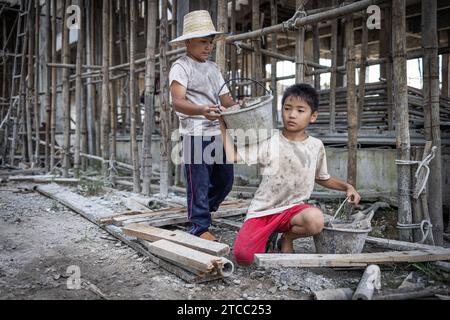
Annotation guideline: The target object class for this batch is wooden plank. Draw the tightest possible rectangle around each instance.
[146,240,224,273]
[122,224,230,256]
[36,184,114,220]
[107,226,223,283]
[112,206,187,224]
[255,249,450,268]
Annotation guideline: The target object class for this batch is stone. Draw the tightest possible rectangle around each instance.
[233,279,241,285]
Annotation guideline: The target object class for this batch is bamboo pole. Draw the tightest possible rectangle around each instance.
[252,0,263,96]
[80,2,88,171]
[50,0,57,170]
[25,2,35,165]
[345,12,358,188]
[295,0,306,84]
[226,0,387,43]
[94,0,101,157]
[422,0,443,245]
[382,5,394,131]
[61,0,71,177]
[216,0,227,74]
[357,12,368,129]
[124,1,131,133]
[118,2,127,134]
[74,0,84,178]
[33,1,40,167]
[392,0,412,241]
[129,0,141,193]
[109,0,117,186]
[142,0,158,196]
[329,0,338,133]
[312,0,320,90]
[270,0,277,126]
[44,0,52,171]
[85,0,96,158]
[159,0,171,197]
[230,0,237,100]
[101,0,111,177]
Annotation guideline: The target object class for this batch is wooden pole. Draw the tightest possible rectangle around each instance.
[74,0,84,178]
[345,12,358,188]
[44,0,52,171]
[270,0,277,126]
[25,3,35,165]
[85,0,96,158]
[392,0,412,241]
[216,0,227,74]
[357,12,368,129]
[61,0,71,177]
[230,0,237,99]
[130,0,141,193]
[382,5,394,131]
[109,0,117,186]
[312,0,320,90]
[142,0,158,196]
[118,2,127,135]
[50,0,57,170]
[329,0,338,132]
[101,0,111,177]
[295,0,306,84]
[159,0,171,197]
[33,0,40,167]
[252,0,263,96]
[422,0,443,245]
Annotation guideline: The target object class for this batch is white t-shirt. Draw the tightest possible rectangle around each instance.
[169,55,230,136]
[237,130,331,221]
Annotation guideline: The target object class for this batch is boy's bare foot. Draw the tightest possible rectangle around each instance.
[199,231,218,242]
[280,234,294,253]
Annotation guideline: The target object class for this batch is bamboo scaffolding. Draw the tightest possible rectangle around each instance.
[159,0,170,197]
[142,0,157,196]
[393,0,413,242]
[74,0,84,178]
[50,0,57,169]
[346,10,358,188]
[422,0,443,245]
[357,12,368,129]
[270,0,277,126]
[25,3,35,165]
[101,0,111,177]
[33,1,40,166]
[129,0,141,193]
[61,0,71,177]
[44,0,51,171]
[109,0,117,186]
[252,0,263,96]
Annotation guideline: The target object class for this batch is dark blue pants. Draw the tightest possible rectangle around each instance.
[183,135,234,236]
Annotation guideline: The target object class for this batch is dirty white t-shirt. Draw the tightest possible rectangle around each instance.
[169,55,230,136]
[237,130,331,221]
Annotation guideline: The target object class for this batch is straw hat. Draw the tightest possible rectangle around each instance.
[169,10,227,46]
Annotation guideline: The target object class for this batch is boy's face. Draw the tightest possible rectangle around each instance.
[185,36,215,62]
[282,96,318,132]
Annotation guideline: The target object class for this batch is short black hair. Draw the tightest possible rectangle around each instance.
[281,83,319,113]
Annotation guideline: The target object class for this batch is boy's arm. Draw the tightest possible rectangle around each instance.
[218,115,241,164]
[170,81,220,121]
[315,177,361,205]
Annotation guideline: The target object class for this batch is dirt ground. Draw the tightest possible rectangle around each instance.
[1,180,449,300]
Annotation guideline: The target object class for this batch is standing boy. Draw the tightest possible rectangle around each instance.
[219,84,361,265]
[169,10,237,241]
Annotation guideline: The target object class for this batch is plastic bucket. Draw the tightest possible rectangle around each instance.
[313,226,371,254]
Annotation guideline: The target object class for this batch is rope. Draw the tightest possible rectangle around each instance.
[281,7,307,32]
[395,146,437,198]
[397,220,435,245]
[332,196,351,221]
[105,155,118,187]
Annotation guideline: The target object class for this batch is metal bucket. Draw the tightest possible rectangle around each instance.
[217,78,274,146]
[313,226,371,254]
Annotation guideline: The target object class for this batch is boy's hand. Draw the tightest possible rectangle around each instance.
[346,185,361,205]
[201,105,220,121]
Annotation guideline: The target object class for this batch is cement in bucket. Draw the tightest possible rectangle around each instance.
[217,78,274,146]
[313,226,371,254]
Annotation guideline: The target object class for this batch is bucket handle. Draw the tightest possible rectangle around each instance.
[216,77,272,105]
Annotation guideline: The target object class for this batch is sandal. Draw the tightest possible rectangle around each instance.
[265,232,281,253]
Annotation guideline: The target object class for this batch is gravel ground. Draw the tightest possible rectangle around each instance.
[1,180,448,300]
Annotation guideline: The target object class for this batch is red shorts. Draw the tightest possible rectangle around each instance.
[233,203,314,265]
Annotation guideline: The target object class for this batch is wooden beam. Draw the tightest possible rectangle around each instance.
[255,249,450,268]
[145,240,232,275]
[122,224,230,256]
